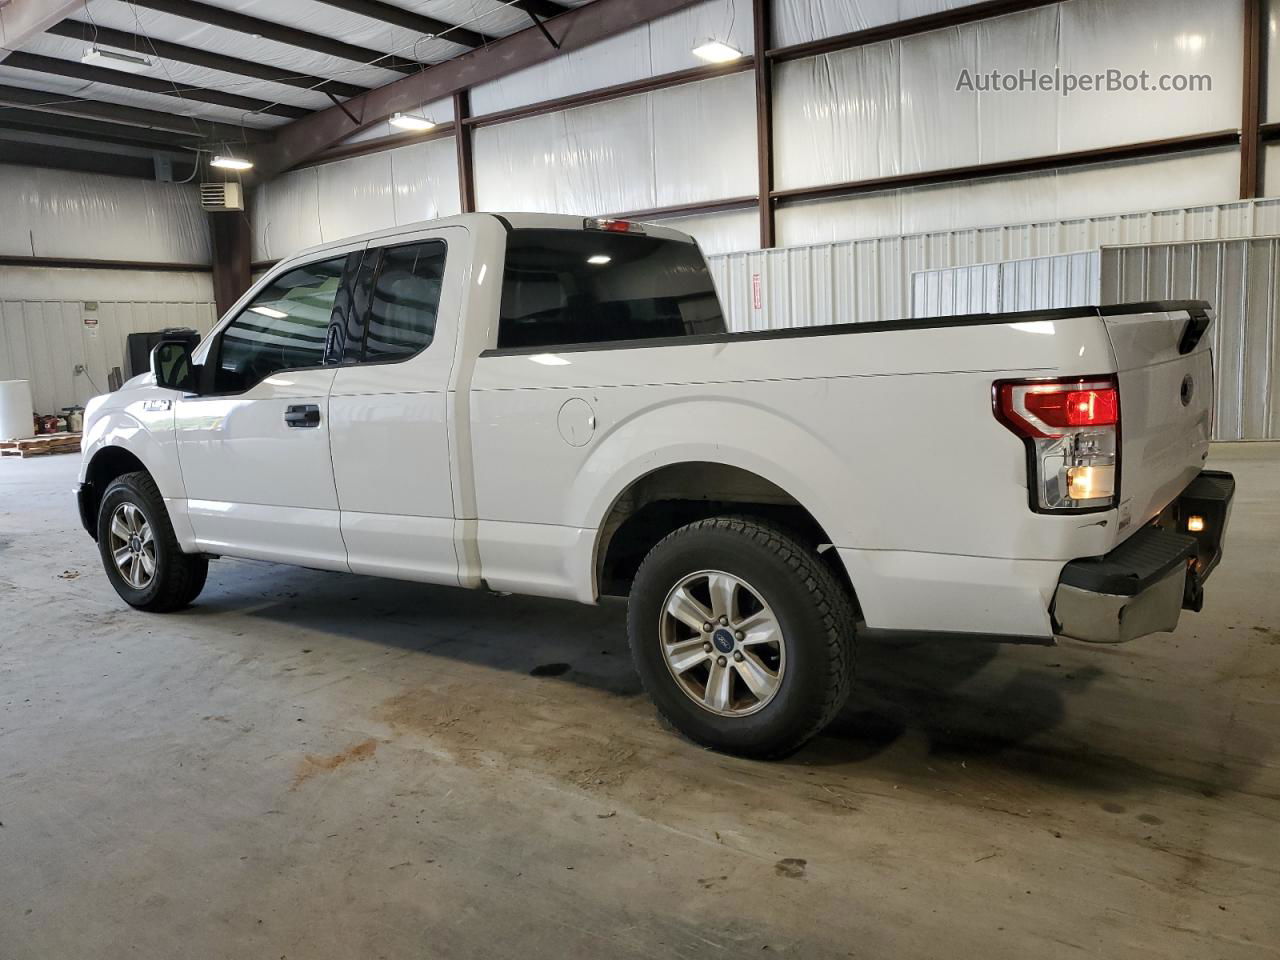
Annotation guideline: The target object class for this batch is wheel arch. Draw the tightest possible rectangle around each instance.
[593,460,857,609]
[80,446,154,541]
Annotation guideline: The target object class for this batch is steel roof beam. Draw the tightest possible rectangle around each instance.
[126,0,425,74]
[261,0,704,175]
[0,50,308,119]
[46,20,369,100]
[0,82,270,142]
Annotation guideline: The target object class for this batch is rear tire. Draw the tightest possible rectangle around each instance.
[97,471,208,612]
[627,516,855,759]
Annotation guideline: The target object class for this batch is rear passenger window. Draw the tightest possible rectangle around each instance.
[498,229,726,349]
[363,240,446,362]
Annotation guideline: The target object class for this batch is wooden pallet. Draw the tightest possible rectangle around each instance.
[0,433,82,458]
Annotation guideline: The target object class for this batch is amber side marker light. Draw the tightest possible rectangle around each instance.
[1187,515,1206,533]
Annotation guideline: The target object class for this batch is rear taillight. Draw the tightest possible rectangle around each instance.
[995,376,1120,512]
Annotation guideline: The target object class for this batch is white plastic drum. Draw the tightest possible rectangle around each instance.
[0,380,36,441]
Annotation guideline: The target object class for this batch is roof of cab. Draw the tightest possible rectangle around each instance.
[268,212,696,271]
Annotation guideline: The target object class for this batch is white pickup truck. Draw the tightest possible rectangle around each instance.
[77,212,1234,758]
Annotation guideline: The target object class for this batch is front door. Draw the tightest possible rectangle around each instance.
[175,248,361,570]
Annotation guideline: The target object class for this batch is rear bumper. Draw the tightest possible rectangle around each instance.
[1051,469,1234,643]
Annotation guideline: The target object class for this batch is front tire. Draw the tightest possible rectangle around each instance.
[627,516,855,759]
[97,471,208,612]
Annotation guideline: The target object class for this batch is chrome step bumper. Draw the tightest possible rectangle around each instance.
[1051,470,1235,644]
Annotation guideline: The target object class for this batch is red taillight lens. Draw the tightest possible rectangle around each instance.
[1024,386,1119,429]
[996,377,1118,438]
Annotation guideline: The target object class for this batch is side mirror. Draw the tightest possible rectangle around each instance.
[150,339,198,393]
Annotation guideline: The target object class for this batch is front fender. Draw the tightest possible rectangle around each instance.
[79,393,193,548]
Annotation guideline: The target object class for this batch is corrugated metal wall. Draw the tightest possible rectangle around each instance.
[706,196,1280,331]
[911,253,1100,318]
[904,238,1280,441]
[0,299,217,416]
[1102,240,1280,441]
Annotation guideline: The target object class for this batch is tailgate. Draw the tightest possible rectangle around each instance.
[1101,302,1213,535]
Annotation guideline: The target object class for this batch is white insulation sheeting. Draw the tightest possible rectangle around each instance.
[1269,0,1280,123]
[650,207,761,256]
[776,148,1242,247]
[1267,143,1280,198]
[775,0,1242,191]
[706,195,1280,334]
[0,165,210,264]
[774,0,990,47]
[474,71,756,217]
[0,296,217,416]
[250,138,460,262]
[469,0,754,116]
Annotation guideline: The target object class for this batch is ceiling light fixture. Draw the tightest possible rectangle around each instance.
[691,39,743,64]
[81,46,153,73]
[211,155,253,171]
[586,254,612,265]
[390,112,437,132]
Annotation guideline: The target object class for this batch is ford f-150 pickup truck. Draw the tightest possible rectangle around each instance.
[77,212,1234,758]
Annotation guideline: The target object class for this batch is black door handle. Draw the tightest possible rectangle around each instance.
[284,404,320,428]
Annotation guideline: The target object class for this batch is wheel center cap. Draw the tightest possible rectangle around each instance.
[712,628,736,653]
[128,535,141,553]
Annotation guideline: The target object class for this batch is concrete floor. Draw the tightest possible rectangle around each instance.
[1,446,1277,960]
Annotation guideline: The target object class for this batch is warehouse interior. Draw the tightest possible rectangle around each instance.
[1,0,1279,957]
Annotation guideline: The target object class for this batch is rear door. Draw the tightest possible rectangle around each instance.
[328,225,466,584]
[175,247,362,569]
[1102,303,1214,534]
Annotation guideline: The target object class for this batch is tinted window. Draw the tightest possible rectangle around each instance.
[363,240,446,361]
[323,250,377,364]
[498,229,725,349]
[215,255,347,392]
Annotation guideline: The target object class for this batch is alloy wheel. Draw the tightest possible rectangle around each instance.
[659,569,786,717]
[108,502,156,590]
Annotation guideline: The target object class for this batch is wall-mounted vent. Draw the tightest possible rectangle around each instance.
[200,181,244,212]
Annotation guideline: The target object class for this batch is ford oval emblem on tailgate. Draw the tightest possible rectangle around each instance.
[1180,374,1194,406]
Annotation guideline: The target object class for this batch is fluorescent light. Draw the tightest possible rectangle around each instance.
[250,305,288,320]
[586,254,612,265]
[692,39,743,63]
[211,155,253,171]
[389,112,437,132]
[82,46,153,73]
[530,354,570,366]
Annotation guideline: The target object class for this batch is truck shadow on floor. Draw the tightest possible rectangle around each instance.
[185,561,1265,802]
